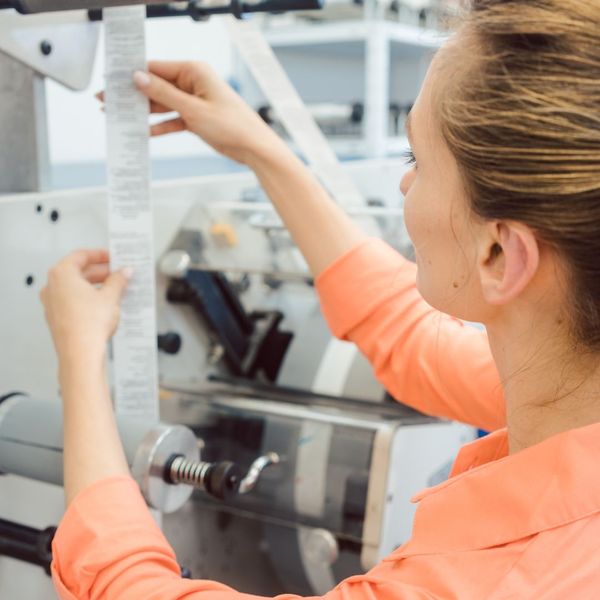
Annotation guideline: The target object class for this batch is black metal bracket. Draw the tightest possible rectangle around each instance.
[167,270,292,382]
[87,0,323,21]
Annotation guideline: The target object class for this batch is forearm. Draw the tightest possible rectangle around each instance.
[248,138,368,278]
[59,348,129,506]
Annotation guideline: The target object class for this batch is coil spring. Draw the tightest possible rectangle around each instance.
[169,456,211,489]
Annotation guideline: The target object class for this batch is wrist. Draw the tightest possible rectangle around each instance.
[244,130,296,173]
[57,339,106,377]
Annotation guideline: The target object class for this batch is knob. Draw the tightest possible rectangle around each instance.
[205,461,242,501]
[157,332,182,355]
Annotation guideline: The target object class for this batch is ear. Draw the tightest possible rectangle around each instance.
[479,221,540,305]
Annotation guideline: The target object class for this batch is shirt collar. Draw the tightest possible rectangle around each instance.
[388,422,600,558]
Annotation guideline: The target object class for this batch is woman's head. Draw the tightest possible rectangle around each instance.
[402,0,600,350]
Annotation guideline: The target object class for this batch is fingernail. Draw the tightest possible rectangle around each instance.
[121,266,134,280]
[133,70,151,88]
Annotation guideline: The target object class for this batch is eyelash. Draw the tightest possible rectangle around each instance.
[403,149,417,169]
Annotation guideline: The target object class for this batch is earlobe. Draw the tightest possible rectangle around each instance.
[480,222,539,305]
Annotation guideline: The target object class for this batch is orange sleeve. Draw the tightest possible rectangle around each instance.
[51,477,435,600]
[315,238,505,431]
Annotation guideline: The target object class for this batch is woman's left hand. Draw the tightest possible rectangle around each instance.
[40,249,131,362]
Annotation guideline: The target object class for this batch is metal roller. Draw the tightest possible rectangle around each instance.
[0,393,277,513]
[0,393,198,512]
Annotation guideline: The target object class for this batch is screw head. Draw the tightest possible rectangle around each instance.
[40,40,52,56]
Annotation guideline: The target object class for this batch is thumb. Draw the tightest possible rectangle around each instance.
[133,70,198,116]
[101,268,132,305]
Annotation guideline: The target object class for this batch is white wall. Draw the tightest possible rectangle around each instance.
[46,16,235,165]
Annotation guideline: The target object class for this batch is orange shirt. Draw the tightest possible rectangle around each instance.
[51,239,600,599]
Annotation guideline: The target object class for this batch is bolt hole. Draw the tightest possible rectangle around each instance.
[50,209,60,223]
[35,204,43,213]
[25,275,34,286]
[40,40,52,56]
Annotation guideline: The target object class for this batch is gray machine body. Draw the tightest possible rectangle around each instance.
[0,166,472,599]
[159,392,471,594]
[0,7,472,599]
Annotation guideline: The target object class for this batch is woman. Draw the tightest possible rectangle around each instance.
[41,0,600,598]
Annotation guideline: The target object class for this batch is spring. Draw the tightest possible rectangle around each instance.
[169,456,211,490]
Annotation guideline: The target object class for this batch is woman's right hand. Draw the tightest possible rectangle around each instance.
[129,61,284,166]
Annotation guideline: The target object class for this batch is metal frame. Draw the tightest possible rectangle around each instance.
[0,10,99,193]
[0,53,49,193]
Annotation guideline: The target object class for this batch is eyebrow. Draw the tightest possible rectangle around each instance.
[405,111,413,144]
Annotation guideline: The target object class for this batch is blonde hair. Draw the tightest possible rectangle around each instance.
[440,0,600,349]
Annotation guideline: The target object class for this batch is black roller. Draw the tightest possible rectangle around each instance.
[0,518,56,575]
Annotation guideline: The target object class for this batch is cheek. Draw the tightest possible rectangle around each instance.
[402,172,428,256]
[403,182,474,315]
[403,177,438,268]
[403,183,441,300]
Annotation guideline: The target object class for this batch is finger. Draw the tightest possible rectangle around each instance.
[82,263,111,284]
[150,117,187,137]
[147,60,188,84]
[95,90,104,102]
[147,61,218,94]
[133,71,200,117]
[101,268,132,305]
[62,249,109,271]
[149,101,175,114]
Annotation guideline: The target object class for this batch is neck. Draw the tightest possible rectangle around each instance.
[486,312,600,454]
